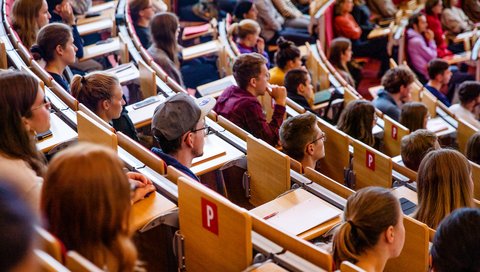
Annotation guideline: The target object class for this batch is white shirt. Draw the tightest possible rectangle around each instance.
[449,104,480,129]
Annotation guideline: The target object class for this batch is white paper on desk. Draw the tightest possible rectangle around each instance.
[427,118,448,133]
[266,196,341,235]
[182,41,219,59]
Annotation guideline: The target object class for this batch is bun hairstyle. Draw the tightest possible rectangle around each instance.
[71,72,119,114]
[332,187,401,268]
[228,19,260,40]
[274,37,301,70]
[30,23,72,62]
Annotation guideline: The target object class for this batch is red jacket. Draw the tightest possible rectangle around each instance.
[334,14,362,40]
[426,13,452,57]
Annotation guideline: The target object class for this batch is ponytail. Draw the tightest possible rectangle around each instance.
[71,72,119,114]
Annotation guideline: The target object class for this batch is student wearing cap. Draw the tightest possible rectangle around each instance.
[151,93,216,181]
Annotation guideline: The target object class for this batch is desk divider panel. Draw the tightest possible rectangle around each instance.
[304,167,354,199]
[178,177,252,271]
[77,111,117,151]
[247,135,291,206]
[470,162,480,201]
[352,139,392,189]
[456,117,477,154]
[138,59,156,99]
[117,131,165,175]
[383,115,410,157]
[384,216,429,272]
[421,89,438,118]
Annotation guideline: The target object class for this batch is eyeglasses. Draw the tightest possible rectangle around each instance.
[30,96,51,113]
[310,132,326,144]
[191,125,215,136]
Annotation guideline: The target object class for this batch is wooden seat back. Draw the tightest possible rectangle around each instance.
[421,88,438,118]
[217,115,250,141]
[65,251,103,272]
[383,114,410,157]
[117,131,165,175]
[247,135,291,206]
[343,86,360,106]
[0,39,7,69]
[304,167,354,199]
[340,261,366,272]
[35,226,63,262]
[306,42,331,90]
[117,32,129,64]
[35,250,69,272]
[470,161,480,201]
[457,117,477,154]
[177,177,252,271]
[77,111,117,150]
[352,139,393,189]
[138,59,157,99]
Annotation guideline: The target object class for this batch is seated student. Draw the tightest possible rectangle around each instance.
[233,0,258,21]
[466,132,480,164]
[425,0,454,57]
[69,0,91,15]
[441,0,473,38]
[70,72,139,141]
[337,100,376,147]
[41,143,155,271]
[352,0,376,41]
[328,37,358,87]
[373,66,415,121]
[400,102,429,132]
[151,93,216,182]
[214,53,287,146]
[31,23,77,91]
[269,37,302,86]
[400,129,440,171]
[431,208,480,272]
[462,0,480,23]
[334,0,389,75]
[406,12,437,83]
[229,19,269,66]
[130,0,155,49]
[148,12,219,92]
[332,186,405,271]
[425,59,452,106]
[415,149,474,228]
[0,71,49,211]
[11,0,51,49]
[284,68,315,113]
[280,112,326,169]
[0,183,37,272]
[449,81,480,129]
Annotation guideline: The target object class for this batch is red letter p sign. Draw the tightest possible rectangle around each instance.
[201,198,219,235]
[366,150,375,171]
[391,125,397,140]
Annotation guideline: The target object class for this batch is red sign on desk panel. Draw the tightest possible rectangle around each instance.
[391,125,398,140]
[201,197,219,235]
[366,150,375,171]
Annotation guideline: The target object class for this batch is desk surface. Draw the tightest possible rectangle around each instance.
[392,185,417,205]
[105,63,139,85]
[250,189,342,240]
[196,75,236,98]
[37,113,77,153]
[77,18,113,36]
[125,95,166,128]
[77,9,114,25]
[130,191,177,232]
[80,37,120,62]
[182,40,220,61]
[427,116,456,137]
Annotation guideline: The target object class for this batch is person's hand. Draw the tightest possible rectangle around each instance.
[257,37,265,54]
[127,172,155,204]
[59,2,75,26]
[267,84,287,107]
[425,29,434,42]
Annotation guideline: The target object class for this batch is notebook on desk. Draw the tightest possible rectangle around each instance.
[313,89,332,105]
[427,118,449,133]
[265,195,341,236]
[197,75,236,97]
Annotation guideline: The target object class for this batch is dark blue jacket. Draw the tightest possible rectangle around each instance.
[50,12,84,58]
[151,148,200,182]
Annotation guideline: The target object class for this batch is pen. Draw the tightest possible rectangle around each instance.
[263,211,278,220]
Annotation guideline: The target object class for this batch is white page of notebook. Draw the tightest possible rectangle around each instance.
[266,196,341,235]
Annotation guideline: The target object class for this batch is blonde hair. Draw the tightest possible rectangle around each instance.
[228,19,260,40]
[332,187,401,268]
[71,72,120,114]
[41,143,137,271]
[11,0,44,49]
[415,149,474,229]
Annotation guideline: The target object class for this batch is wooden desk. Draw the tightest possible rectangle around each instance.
[80,37,120,62]
[190,133,244,176]
[77,9,114,25]
[427,116,456,137]
[251,262,288,271]
[182,40,220,61]
[87,1,116,14]
[250,189,342,240]
[130,191,177,232]
[125,95,166,128]
[197,75,236,98]
[37,113,77,153]
[392,185,417,205]
[367,27,391,39]
[105,63,139,85]
[77,18,113,36]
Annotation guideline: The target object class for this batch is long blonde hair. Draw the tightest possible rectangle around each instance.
[415,149,474,229]
[11,0,44,49]
[41,143,137,271]
[228,19,260,40]
[332,187,401,268]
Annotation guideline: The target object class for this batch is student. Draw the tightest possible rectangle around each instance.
[11,0,51,49]
[332,186,405,271]
[337,100,376,147]
[229,19,269,66]
[0,183,37,272]
[269,37,302,86]
[214,53,287,146]
[70,72,139,141]
[400,129,440,171]
[400,102,429,132]
[425,59,452,106]
[233,0,258,21]
[42,143,155,271]
[373,66,415,121]
[425,0,454,57]
[47,0,83,58]
[130,0,155,48]
[415,149,474,229]
[280,112,326,169]
[430,208,480,272]
[448,81,480,129]
[31,23,77,91]
[328,37,357,87]
[284,68,315,113]
[0,71,49,211]
[151,93,216,182]
[466,132,480,165]
[406,12,437,83]
[441,0,473,37]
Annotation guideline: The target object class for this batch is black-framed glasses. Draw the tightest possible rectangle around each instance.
[30,96,51,113]
[191,125,215,136]
[310,132,326,144]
